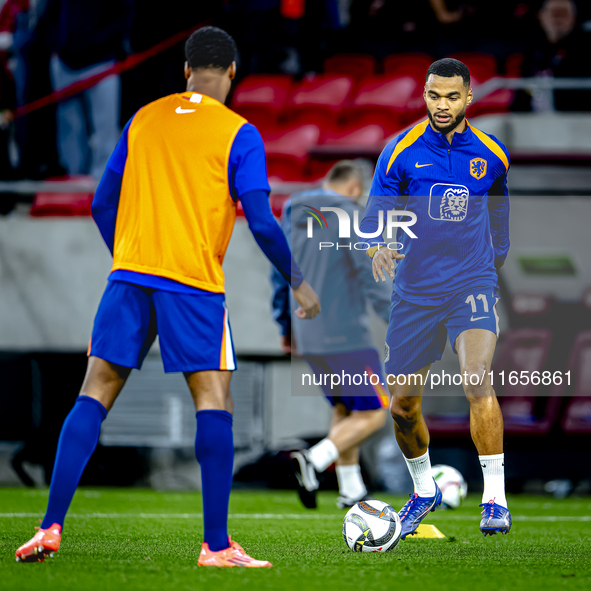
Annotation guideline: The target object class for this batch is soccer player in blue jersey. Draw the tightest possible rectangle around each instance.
[360,58,512,538]
[271,161,391,510]
[15,27,320,567]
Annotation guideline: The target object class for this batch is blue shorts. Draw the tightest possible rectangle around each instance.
[302,348,389,411]
[90,281,236,373]
[385,287,500,376]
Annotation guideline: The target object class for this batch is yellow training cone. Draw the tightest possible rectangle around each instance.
[412,524,446,539]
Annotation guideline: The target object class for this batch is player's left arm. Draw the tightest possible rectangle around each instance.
[230,123,303,288]
[91,116,134,254]
[270,204,293,342]
[230,124,319,319]
[487,164,510,271]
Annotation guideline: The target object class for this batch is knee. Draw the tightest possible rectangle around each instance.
[461,364,491,399]
[390,397,422,425]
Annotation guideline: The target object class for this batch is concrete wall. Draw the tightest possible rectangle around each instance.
[0,218,282,352]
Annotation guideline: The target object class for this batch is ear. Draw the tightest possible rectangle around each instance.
[467,87,473,105]
[228,61,237,80]
[184,62,191,80]
[346,178,362,198]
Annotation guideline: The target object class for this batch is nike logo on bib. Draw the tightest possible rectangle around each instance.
[471,316,489,321]
[176,106,195,114]
[415,162,433,168]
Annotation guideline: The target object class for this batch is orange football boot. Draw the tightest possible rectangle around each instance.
[16,523,62,563]
[197,536,272,567]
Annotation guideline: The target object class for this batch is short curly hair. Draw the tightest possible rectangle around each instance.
[185,26,237,71]
[426,58,470,87]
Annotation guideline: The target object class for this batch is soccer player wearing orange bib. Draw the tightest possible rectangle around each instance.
[16,27,320,567]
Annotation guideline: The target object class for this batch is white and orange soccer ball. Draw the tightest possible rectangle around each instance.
[342,500,402,553]
[431,464,468,509]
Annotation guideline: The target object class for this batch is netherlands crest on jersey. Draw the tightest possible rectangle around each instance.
[470,158,487,179]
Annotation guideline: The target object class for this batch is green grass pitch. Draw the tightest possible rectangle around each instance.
[1,488,590,591]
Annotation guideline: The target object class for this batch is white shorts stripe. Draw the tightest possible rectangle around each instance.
[493,298,500,337]
[224,305,236,371]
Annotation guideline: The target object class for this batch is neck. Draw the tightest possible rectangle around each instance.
[186,74,227,104]
[430,118,467,144]
[325,183,353,199]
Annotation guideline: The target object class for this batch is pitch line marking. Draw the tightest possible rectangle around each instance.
[0,513,589,522]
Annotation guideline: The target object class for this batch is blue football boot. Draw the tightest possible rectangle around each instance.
[479,500,512,536]
[398,481,442,540]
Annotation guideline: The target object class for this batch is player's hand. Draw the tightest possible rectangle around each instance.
[292,280,321,319]
[372,248,405,283]
[280,334,299,355]
[494,258,505,271]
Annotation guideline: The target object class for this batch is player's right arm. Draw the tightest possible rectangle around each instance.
[359,142,406,283]
[230,124,320,319]
[91,116,134,254]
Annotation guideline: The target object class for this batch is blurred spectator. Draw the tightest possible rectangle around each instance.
[39,0,133,178]
[7,0,63,179]
[514,0,591,111]
[0,0,17,179]
[0,57,15,179]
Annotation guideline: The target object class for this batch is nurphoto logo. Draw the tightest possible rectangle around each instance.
[304,205,418,251]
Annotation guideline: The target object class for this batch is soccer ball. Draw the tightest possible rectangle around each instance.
[342,500,402,552]
[431,464,468,509]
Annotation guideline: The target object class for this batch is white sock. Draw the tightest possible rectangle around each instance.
[336,464,367,500]
[308,438,339,472]
[480,453,507,508]
[404,450,436,497]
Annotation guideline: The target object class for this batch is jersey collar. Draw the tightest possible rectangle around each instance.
[423,119,472,148]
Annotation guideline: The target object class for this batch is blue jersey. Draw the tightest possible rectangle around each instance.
[361,119,510,306]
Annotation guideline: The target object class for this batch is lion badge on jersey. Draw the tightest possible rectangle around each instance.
[470,158,487,180]
[428,184,469,222]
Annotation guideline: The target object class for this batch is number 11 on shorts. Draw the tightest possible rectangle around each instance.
[465,294,489,314]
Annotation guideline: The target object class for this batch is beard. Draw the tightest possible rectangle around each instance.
[427,107,467,135]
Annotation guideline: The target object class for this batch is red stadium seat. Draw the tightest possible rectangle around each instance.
[261,124,321,182]
[383,53,433,80]
[29,175,96,216]
[230,74,292,129]
[319,123,386,147]
[30,192,93,216]
[447,52,498,83]
[505,53,524,78]
[346,76,424,134]
[453,52,513,117]
[324,53,376,79]
[468,88,515,117]
[285,74,354,128]
[308,123,387,179]
[557,331,591,435]
[493,328,561,436]
[270,193,291,217]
